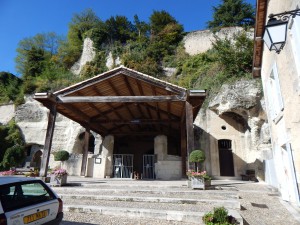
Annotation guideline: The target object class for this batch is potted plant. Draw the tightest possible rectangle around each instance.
[52,150,70,186]
[203,207,239,224]
[50,168,68,186]
[187,170,211,189]
[189,149,206,172]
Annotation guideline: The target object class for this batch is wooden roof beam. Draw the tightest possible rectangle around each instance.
[92,86,134,132]
[93,119,180,124]
[57,95,186,103]
[123,75,146,118]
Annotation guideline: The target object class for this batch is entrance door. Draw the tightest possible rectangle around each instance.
[143,155,155,179]
[218,140,235,176]
[113,154,133,178]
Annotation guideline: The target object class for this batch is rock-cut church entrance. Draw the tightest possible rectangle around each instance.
[218,139,235,176]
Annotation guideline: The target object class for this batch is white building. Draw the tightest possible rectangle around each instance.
[253,0,300,205]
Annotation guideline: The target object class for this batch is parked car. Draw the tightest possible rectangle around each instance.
[0,176,63,225]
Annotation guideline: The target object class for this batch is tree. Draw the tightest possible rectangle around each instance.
[207,0,255,29]
[149,10,179,35]
[105,16,135,45]
[189,150,206,172]
[67,8,101,61]
[133,15,150,41]
[1,145,25,169]
[0,120,25,170]
[15,32,62,76]
[212,31,253,76]
[0,72,22,103]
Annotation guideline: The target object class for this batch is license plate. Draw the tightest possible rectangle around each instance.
[23,210,49,224]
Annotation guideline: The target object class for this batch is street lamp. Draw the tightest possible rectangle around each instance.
[263,8,300,54]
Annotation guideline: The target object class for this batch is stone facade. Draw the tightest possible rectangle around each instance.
[194,79,270,180]
[258,0,300,204]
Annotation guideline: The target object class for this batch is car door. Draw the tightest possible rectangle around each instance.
[1,180,59,225]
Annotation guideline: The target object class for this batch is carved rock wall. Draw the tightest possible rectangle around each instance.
[194,79,271,180]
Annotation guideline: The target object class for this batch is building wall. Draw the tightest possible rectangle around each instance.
[261,0,300,204]
[194,109,255,180]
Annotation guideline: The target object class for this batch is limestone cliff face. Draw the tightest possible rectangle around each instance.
[183,27,254,55]
[70,38,96,75]
[14,96,85,152]
[194,79,271,179]
[208,79,270,152]
[71,27,253,76]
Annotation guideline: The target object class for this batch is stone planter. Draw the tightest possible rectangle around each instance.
[190,177,210,190]
[51,174,67,186]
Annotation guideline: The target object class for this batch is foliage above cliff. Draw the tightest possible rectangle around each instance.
[0,72,23,104]
[13,9,184,93]
[9,0,254,99]
[207,0,255,29]
[169,30,253,98]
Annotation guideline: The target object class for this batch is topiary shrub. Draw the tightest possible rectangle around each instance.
[54,150,70,162]
[189,149,206,172]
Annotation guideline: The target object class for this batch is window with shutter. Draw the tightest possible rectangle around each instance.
[266,63,284,122]
[289,16,300,78]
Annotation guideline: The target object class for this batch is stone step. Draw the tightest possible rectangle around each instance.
[53,187,239,199]
[61,196,239,213]
[63,204,243,225]
[60,194,240,209]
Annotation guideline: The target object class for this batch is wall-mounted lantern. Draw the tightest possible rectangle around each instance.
[263,8,300,54]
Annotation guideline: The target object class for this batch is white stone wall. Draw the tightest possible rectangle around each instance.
[260,0,300,204]
[183,27,253,55]
[195,109,250,178]
[155,159,182,180]
[0,103,15,125]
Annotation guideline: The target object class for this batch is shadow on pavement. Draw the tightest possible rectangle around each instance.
[61,221,97,225]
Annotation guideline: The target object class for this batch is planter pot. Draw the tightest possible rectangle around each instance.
[191,177,210,190]
[51,174,67,186]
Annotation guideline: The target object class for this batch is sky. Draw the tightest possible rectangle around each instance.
[0,0,256,77]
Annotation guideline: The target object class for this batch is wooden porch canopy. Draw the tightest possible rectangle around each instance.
[252,0,268,78]
[34,66,206,177]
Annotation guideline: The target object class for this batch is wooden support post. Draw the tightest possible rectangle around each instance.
[80,127,90,176]
[40,104,57,177]
[185,102,194,171]
[181,122,187,178]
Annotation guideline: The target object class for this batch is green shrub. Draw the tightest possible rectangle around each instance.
[202,207,238,225]
[189,150,206,163]
[189,149,206,172]
[1,145,25,170]
[54,150,70,162]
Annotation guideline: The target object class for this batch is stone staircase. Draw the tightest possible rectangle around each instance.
[52,178,243,224]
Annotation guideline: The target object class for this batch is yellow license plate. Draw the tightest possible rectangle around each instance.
[23,210,49,224]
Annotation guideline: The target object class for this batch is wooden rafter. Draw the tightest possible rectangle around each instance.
[57,95,186,103]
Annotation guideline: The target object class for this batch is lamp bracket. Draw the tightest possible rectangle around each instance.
[269,8,300,22]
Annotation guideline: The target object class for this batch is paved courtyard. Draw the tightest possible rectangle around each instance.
[55,177,300,225]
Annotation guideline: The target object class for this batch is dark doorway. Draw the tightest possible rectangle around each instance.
[114,136,154,176]
[218,139,234,176]
[88,135,95,153]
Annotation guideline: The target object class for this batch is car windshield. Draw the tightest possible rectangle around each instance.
[0,180,56,212]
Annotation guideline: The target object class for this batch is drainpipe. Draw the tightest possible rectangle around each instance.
[286,143,300,206]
